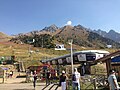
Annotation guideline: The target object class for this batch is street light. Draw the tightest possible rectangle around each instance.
[68,39,74,74]
[28,39,35,59]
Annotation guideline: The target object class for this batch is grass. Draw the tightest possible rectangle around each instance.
[0,41,119,68]
[0,42,70,68]
[0,43,69,60]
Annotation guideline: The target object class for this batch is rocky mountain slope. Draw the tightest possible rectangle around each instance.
[93,29,120,43]
[11,24,120,49]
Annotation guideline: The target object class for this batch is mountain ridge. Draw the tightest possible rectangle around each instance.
[93,29,120,43]
[10,24,120,49]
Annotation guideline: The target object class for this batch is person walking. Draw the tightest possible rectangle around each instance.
[72,68,81,90]
[59,70,67,90]
[46,70,51,85]
[108,70,120,90]
[33,70,37,89]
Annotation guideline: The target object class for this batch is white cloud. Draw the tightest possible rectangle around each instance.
[66,21,72,25]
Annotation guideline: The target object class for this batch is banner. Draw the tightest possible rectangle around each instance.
[58,59,63,64]
[66,57,71,63]
[77,54,86,61]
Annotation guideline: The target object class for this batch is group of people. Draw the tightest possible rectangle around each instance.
[59,68,80,90]
[59,68,120,90]
[32,68,81,90]
[32,68,120,90]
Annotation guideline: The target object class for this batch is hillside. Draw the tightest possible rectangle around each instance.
[0,25,119,61]
[0,32,65,60]
[11,25,120,49]
[0,32,12,42]
[0,26,120,68]
[55,25,120,48]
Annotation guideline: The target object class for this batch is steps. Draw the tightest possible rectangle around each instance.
[19,62,25,72]
[42,83,60,90]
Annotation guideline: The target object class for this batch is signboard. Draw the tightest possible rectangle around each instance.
[52,60,56,64]
[55,44,66,50]
[66,57,71,63]
[77,54,86,61]
[111,56,120,62]
[96,53,104,60]
[58,59,63,64]
[86,54,96,61]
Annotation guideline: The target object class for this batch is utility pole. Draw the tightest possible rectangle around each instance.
[69,39,74,74]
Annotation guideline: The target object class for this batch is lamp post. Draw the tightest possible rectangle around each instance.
[69,39,74,74]
[28,39,35,60]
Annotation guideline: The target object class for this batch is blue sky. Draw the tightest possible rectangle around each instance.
[0,0,120,35]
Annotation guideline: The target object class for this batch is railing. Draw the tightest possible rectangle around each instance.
[26,73,109,90]
[81,74,108,90]
[66,74,109,90]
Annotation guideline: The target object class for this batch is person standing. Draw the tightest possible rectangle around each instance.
[115,71,119,81]
[108,70,120,90]
[46,70,51,85]
[9,70,13,78]
[59,70,67,90]
[33,70,37,89]
[72,68,81,90]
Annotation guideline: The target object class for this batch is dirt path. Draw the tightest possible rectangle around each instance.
[0,83,46,90]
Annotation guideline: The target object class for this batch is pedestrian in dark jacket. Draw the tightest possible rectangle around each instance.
[59,70,67,90]
[46,70,51,85]
[33,71,37,89]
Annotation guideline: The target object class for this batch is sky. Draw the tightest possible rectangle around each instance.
[0,0,120,35]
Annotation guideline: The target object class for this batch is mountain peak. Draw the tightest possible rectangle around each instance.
[11,24,120,49]
[60,25,73,31]
[108,29,116,33]
[42,24,58,33]
[74,24,87,30]
[50,24,58,28]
